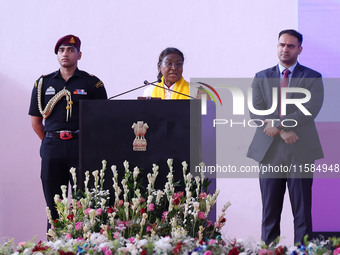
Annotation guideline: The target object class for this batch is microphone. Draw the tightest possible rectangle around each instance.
[108,80,160,100]
[143,79,195,99]
[144,79,161,85]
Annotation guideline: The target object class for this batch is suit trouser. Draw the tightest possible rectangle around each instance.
[40,136,79,228]
[259,138,313,245]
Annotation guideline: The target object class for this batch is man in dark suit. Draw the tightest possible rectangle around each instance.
[247,29,324,244]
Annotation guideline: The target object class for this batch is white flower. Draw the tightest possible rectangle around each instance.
[123,160,129,171]
[182,161,188,170]
[155,236,172,253]
[23,248,32,255]
[136,239,148,249]
[167,158,173,167]
[193,201,200,211]
[90,233,108,244]
[92,170,99,179]
[287,246,299,254]
[133,167,140,180]
[50,239,63,249]
[111,165,117,176]
[308,242,317,250]
[69,167,77,192]
[156,190,163,204]
[152,164,159,174]
[222,201,231,212]
[60,185,67,199]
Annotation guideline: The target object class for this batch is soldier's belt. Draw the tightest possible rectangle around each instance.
[45,130,79,140]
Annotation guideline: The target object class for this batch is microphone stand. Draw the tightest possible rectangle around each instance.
[108,83,151,100]
[108,79,195,100]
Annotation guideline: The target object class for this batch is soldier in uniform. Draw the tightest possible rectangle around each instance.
[28,35,107,228]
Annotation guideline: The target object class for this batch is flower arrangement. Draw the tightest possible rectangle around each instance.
[1,159,340,254]
[47,159,229,244]
[2,234,340,254]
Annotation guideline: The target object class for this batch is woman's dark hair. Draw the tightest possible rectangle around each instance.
[157,47,184,80]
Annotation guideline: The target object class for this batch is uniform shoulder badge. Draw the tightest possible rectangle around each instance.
[95,80,104,88]
[34,75,44,88]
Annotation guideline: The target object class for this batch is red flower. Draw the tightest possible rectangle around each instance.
[228,247,240,255]
[67,214,74,221]
[139,207,147,215]
[32,241,49,252]
[107,207,115,214]
[275,246,285,255]
[173,241,184,254]
[59,251,75,255]
[140,248,147,255]
[172,192,184,205]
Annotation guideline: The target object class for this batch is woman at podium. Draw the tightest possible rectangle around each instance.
[143,47,192,99]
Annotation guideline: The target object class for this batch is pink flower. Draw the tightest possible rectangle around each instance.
[259,249,274,255]
[76,201,82,209]
[146,225,152,232]
[18,242,26,247]
[334,248,340,255]
[148,203,155,211]
[65,233,72,240]
[203,251,212,255]
[172,192,184,205]
[75,221,83,231]
[140,197,146,203]
[208,239,216,245]
[84,208,91,215]
[162,211,168,220]
[102,246,113,255]
[125,221,131,227]
[117,221,125,230]
[128,238,135,243]
[96,208,102,216]
[199,192,207,200]
[198,211,206,219]
[118,200,124,206]
[76,237,84,242]
[113,232,120,239]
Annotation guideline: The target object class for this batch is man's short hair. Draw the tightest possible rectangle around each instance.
[279,29,303,46]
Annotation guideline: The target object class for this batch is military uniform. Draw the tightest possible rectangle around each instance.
[29,68,107,221]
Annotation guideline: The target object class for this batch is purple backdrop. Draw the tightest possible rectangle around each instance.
[299,0,340,232]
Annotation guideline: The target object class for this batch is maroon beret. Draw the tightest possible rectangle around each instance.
[54,34,81,54]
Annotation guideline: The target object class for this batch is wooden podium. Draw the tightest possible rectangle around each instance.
[79,99,215,199]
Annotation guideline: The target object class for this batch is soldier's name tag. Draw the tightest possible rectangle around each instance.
[45,86,56,95]
[74,89,87,95]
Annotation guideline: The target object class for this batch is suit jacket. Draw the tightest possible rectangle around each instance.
[247,63,324,162]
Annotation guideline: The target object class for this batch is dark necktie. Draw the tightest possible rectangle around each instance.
[280,68,291,88]
[280,69,291,116]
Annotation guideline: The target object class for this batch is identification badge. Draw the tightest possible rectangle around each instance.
[45,86,56,95]
[74,89,87,95]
